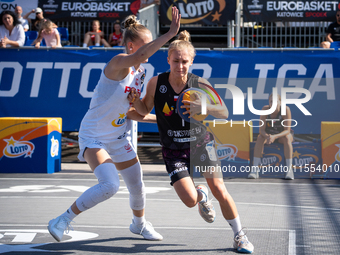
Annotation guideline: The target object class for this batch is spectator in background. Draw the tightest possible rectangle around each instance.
[0,10,25,48]
[248,94,294,180]
[14,6,29,31]
[320,10,340,48]
[82,20,104,47]
[33,19,61,49]
[140,0,160,9]
[102,20,123,47]
[23,7,45,31]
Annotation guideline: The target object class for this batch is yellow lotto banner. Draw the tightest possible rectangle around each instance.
[321,122,340,178]
[203,121,252,177]
[0,118,62,174]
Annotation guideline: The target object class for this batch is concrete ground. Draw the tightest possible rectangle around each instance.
[1,162,340,254]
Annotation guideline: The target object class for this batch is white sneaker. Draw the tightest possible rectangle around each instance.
[285,168,294,180]
[233,229,254,254]
[196,185,216,223]
[247,171,259,179]
[129,220,163,241]
[48,216,73,242]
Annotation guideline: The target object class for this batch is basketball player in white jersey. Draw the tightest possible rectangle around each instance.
[47,7,181,242]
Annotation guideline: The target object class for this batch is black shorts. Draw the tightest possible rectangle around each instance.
[162,132,221,185]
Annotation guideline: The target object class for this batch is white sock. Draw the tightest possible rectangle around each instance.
[82,43,87,47]
[133,215,145,226]
[61,206,77,221]
[227,215,244,237]
[286,158,292,170]
[197,188,208,203]
[252,157,261,173]
[95,43,100,46]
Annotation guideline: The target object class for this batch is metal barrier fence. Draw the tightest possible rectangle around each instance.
[137,4,159,43]
[53,2,330,48]
[239,21,330,48]
[235,3,330,48]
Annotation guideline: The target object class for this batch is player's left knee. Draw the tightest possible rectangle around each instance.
[129,181,146,210]
[129,181,144,196]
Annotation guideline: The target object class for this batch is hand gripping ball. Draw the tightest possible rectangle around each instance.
[177,88,210,122]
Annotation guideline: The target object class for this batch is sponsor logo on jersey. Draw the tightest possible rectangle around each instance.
[159,85,167,93]
[112,113,126,127]
[124,86,141,95]
[140,73,145,85]
[163,102,174,116]
[124,143,133,152]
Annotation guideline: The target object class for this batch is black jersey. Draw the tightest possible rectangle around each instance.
[265,110,285,135]
[154,72,207,150]
[31,18,43,31]
[326,21,340,41]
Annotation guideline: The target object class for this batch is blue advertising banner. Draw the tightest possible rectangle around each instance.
[0,48,339,134]
[243,0,340,22]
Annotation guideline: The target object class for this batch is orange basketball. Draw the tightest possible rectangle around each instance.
[182,91,191,110]
[179,88,210,122]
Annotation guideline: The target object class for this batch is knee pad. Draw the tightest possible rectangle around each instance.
[76,163,120,211]
[128,181,145,210]
[91,180,119,202]
[119,162,146,210]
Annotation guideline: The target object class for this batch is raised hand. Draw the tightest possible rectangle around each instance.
[168,6,181,37]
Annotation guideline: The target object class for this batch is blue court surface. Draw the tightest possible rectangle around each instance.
[1,163,340,255]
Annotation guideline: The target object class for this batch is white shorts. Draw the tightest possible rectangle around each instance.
[78,137,137,163]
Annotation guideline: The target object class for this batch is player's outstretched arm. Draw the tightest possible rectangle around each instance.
[108,7,181,72]
[128,76,157,116]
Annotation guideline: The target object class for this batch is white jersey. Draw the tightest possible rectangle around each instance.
[79,65,145,147]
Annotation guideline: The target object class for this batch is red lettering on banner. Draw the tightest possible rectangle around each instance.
[99,13,119,18]
[305,12,327,18]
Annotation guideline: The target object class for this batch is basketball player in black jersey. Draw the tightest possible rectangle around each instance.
[248,94,294,180]
[128,30,254,254]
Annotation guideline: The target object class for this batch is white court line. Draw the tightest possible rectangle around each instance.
[1,196,339,211]
[289,230,296,255]
[0,178,338,186]
[0,224,296,254]
[0,224,297,254]
[0,223,291,231]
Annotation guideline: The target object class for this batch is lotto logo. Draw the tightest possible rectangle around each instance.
[3,137,35,158]
[50,136,59,157]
